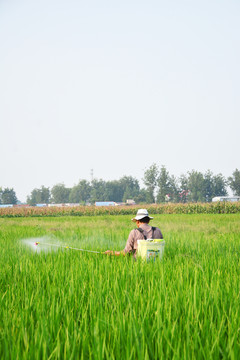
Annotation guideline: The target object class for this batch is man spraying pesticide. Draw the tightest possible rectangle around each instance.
[105,209,165,261]
[33,209,165,261]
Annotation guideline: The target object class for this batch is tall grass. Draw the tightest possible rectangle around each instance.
[1,214,240,359]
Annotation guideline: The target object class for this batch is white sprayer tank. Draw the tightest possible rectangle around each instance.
[137,239,165,262]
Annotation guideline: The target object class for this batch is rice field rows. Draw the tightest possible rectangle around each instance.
[1,214,240,359]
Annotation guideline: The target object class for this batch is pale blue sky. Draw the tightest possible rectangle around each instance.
[0,0,239,201]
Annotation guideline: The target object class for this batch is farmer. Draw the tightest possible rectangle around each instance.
[105,209,163,257]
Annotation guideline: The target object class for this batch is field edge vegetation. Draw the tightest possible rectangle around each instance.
[0,202,240,218]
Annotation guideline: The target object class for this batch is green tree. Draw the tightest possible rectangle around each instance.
[156,166,175,203]
[168,175,180,202]
[228,169,240,196]
[203,170,215,202]
[27,186,50,205]
[104,180,123,202]
[40,186,50,204]
[202,170,227,202]
[1,188,18,204]
[178,174,189,203]
[134,189,149,204]
[143,163,159,203]
[51,183,71,203]
[90,179,106,204]
[187,170,205,202]
[212,173,227,198]
[120,176,140,202]
[69,180,91,204]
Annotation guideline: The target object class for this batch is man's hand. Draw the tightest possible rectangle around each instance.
[105,250,124,256]
[105,250,114,255]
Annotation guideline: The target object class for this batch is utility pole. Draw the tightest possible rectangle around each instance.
[90,169,94,183]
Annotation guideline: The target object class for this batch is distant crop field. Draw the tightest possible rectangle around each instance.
[0,202,240,218]
[1,214,240,359]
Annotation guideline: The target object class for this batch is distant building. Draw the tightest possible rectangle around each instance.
[0,204,13,208]
[126,199,136,205]
[212,196,240,202]
[95,201,116,206]
[48,203,79,207]
[13,204,30,208]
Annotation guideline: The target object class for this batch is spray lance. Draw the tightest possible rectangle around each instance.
[34,241,106,254]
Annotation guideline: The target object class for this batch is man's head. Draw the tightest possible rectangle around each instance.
[135,217,150,228]
[131,209,153,225]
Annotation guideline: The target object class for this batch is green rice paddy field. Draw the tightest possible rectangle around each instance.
[1,214,240,359]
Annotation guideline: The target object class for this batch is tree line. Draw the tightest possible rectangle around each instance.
[1,166,240,205]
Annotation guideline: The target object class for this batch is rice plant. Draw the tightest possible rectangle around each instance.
[0,214,240,359]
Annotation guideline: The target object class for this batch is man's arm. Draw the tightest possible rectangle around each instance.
[105,230,135,256]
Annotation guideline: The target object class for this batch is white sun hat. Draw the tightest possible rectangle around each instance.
[131,209,153,222]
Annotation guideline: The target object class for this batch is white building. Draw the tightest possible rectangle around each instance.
[212,196,240,202]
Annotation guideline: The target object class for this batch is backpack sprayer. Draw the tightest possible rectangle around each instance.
[136,227,165,261]
[34,241,105,254]
[137,239,165,261]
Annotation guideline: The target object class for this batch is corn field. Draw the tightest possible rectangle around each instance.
[0,202,240,218]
